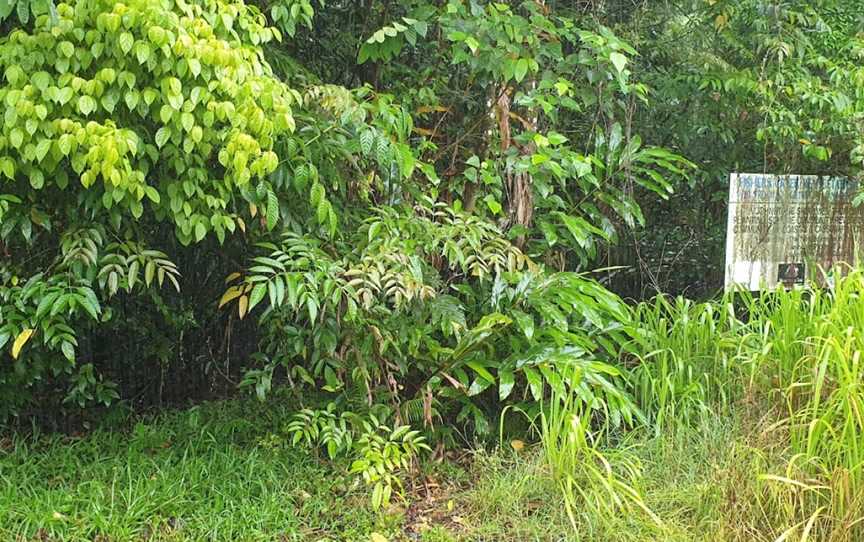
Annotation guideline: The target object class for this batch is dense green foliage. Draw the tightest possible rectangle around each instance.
[0,0,695,425]
[3,0,864,538]
[621,0,864,294]
[0,0,300,417]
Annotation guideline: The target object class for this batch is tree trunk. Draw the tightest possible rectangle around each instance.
[497,87,535,249]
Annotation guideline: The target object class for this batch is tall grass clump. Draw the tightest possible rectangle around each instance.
[739,270,864,540]
[624,294,746,432]
[537,360,661,538]
[628,269,864,540]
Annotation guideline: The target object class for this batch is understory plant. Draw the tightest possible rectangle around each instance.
[283,403,430,510]
[222,197,646,445]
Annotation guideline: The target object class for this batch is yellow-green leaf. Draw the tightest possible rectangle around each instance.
[514,58,529,82]
[12,328,35,359]
[219,286,243,308]
[609,52,627,73]
[78,95,97,116]
[248,283,267,311]
[119,32,134,54]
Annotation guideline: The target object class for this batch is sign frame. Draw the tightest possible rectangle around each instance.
[724,173,863,291]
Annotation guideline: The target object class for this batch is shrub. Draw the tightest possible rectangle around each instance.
[0,0,296,418]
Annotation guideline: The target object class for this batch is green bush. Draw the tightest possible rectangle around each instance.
[0,0,296,417]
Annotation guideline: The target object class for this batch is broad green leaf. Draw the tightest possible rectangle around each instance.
[31,71,51,92]
[498,369,515,400]
[61,341,75,362]
[511,310,534,339]
[29,170,44,190]
[76,292,100,320]
[58,41,75,58]
[266,190,279,231]
[78,95,97,116]
[0,157,15,179]
[466,360,495,383]
[248,283,267,311]
[610,52,627,73]
[181,112,194,132]
[484,195,502,215]
[144,186,160,203]
[194,221,206,242]
[36,292,61,319]
[135,42,150,64]
[523,366,543,401]
[9,128,24,149]
[119,32,134,54]
[34,139,51,162]
[155,127,171,148]
[514,58,529,82]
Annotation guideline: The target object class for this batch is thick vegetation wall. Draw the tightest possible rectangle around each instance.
[0,0,862,437]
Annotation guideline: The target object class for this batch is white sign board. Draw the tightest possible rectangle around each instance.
[725,173,864,290]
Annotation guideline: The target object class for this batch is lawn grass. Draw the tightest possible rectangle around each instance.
[1,397,388,542]
[2,393,757,541]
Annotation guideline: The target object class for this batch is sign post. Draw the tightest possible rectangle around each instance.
[725,174,864,290]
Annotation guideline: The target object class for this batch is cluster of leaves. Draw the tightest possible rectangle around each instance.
[0,0,55,26]
[704,0,864,169]
[402,4,691,273]
[0,225,179,416]
[284,404,430,510]
[225,198,642,440]
[0,0,310,418]
[604,0,864,295]
[205,0,691,443]
[1,0,296,243]
[358,16,428,64]
[266,0,322,38]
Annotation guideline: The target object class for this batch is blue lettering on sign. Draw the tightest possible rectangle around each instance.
[736,174,858,200]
